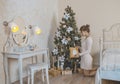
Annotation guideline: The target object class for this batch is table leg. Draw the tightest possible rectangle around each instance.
[35,55,38,63]
[32,57,34,64]
[18,58,23,84]
[3,56,10,84]
[45,51,48,64]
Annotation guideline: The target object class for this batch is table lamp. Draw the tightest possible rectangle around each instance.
[34,26,42,35]
[27,25,42,50]
[9,22,19,33]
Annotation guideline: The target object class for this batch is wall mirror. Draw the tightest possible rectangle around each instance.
[3,16,41,52]
[3,16,31,52]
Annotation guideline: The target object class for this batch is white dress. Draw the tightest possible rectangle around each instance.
[80,36,93,70]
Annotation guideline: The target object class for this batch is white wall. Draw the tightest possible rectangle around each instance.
[58,0,120,65]
[0,0,58,83]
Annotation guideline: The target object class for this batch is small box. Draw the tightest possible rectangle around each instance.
[62,70,72,75]
[49,68,61,77]
[77,68,83,74]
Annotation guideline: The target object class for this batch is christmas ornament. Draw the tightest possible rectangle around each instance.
[67,26,73,33]
[67,37,71,41]
[74,36,79,40]
[61,38,68,45]
[52,48,58,55]
[63,25,67,28]
[55,31,61,37]
[64,13,70,20]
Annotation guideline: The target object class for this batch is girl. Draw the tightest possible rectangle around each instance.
[79,24,96,76]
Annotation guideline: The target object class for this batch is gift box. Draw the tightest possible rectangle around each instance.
[62,70,72,75]
[69,47,79,58]
[77,68,83,74]
[49,68,61,77]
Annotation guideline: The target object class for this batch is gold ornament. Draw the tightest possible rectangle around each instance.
[67,37,71,41]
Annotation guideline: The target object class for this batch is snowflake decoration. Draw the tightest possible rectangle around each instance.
[61,56,65,61]
[61,38,68,45]
[67,26,73,33]
[64,13,70,20]
[74,36,79,40]
[58,55,65,62]
[55,31,61,37]
[52,48,58,55]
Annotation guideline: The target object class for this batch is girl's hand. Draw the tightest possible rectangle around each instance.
[76,46,80,48]
[76,46,81,52]
[79,53,82,56]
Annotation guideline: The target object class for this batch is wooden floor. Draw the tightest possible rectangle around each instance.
[13,72,120,84]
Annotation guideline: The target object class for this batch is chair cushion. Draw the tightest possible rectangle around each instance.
[28,63,48,71]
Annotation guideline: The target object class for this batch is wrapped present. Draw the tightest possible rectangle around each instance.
[69,47,79,58]
[49,68,61,77]
[62,69,72,75]
[77,68,83,74]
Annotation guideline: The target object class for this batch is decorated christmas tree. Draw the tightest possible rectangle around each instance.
[52,6,81,71]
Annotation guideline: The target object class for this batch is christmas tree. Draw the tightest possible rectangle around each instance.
[52,6,81,71]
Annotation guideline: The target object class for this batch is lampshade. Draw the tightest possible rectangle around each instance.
[9,22,19,33]
[34,26,42,35]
